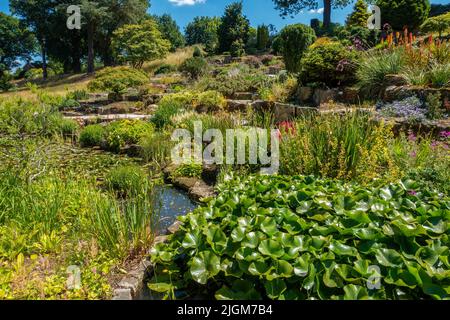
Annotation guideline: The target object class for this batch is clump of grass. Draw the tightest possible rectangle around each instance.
[105,165,148,197]
[171,162,203,179]
[79,124,105,147]
[356,49,406,98]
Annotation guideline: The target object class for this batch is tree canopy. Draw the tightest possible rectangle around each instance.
[272,0,352,28]
[112,19,170,68]
[185,16,221,54]
[152,14,185,52]
[377,0,431,31]
[217,1,250,53]
[346,0,370,27]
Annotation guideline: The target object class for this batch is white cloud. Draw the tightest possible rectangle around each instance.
[308,8,324,14]
[168,0,206,6]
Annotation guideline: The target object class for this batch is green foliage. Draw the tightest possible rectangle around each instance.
[218,2,250,53]
[139,131,173,165]
[79,124,105,148]
[279,24,316,73]
[104,120,154,152]
[0,73,13,92]
[425,93,443,120]
[299,39,360,87]
[257,25,271,51]
[196,64,273,97]
[154,64,177,75]
[153,14,185,52]
[88,67,149,94]
[356,49,406,98]
[0,12,35,76]
[280,111,399,183]
[66,89,89,101]
[79,120,154,152]
[427,62,450,88]
[193,46,204,58]
[105,165,149,197]
[112,19,171,68]
[150,173,450,300]
[377,0,431,31]
[171,163,203,179]
[391,132,450,193]
[185,16,221,54]
[151,92,196,129]
[346,0,370,27]
[338,26,381,48]
[230,39,246,57]
[0,98,75,137]
[421,13,450,37]
[179,57,209,79]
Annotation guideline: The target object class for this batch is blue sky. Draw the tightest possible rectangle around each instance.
[1,0,449,31]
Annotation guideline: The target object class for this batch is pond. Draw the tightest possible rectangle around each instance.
[153,185,198,235]
[139,185,199,300]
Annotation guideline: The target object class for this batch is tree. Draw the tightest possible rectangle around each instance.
[152,14,185,52]
[0,13,36,77]
[377,0,431,31]
[217,1,250,53]
[10,0,54,79]
[185,17,221,54]
[421,13,450,38]
[257,24,270,50]
[346,0,370,27]
[272,0,351,29]
[112,19,170,68]
[279,24,316,73]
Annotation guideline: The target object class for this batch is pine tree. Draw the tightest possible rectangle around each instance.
[346,0,370,27]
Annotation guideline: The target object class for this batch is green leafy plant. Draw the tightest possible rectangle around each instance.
[279,24,316,73]
[79,124,106,148]
[299,39,360,87]
[171,162,203,179]
[105,165,149,197]
[150,174,450,300]
[179,57,208,79]
[104,120,154,152]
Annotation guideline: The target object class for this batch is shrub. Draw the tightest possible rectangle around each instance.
[338,26,381,48]
[151,92,195,129]
[230,39,246,57]
[139,131,173,165]
[66,90,89,101]
[377,0,431,31]
[150,174,450,300]
[196,90,227,112]
[88,67,149,94]
[356,49,406,98]
[299,40,360,87]
[244,56,263,69]
[104,120,154,152]
[179,57,208,79]
[197,64,273,97]
[171,162,203,179]
[279,24,316,73]
[154,64,177,75]
[58,118,79,137]
[193,46,204,57]
[0,73,13,92]
[428,63,450,88]
[58,98,80,110]
[280,111,399,183]
[79,124,106,147]
[105,165,148,197]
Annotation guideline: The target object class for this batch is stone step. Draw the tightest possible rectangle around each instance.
[65,114,152,126]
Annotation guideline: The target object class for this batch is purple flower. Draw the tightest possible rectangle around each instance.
[408,190,417,196]
[410,151,417,158]
[440,131,450,138]
[408,132,417,142]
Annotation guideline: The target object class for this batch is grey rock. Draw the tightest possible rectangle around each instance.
[112,288,133,300]
[167,220,183,234]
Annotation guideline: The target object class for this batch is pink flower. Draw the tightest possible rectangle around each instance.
[408,190,417,196]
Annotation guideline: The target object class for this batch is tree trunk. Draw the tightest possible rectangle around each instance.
[323,0,332,29]
[87,22,95,74]
[41,38,48,80]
